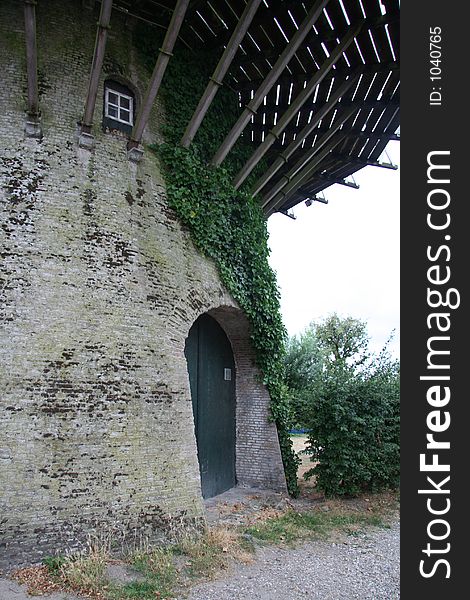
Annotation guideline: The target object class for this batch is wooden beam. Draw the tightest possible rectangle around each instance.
[298,160,365,198]
[180,0,262,148]
[110,3,192,48]
[278,209,297,220]
[264,134,348,216]
[261,107,356,208]
[210,0,330,167]
[236,61,399,93]
[232,20,363,189]
[233,13,399,83]
[330,154,399,170]
[353,106,400,159]
[319,175,360,189]
[254,97,399,118]
[128,0,190,152]
[367,159,398,170]
[251,70,361,197]
[81,0,113,135]
[23,0,41,137]
[250,122,400,142]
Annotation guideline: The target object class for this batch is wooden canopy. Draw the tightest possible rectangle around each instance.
[69,1,400,214]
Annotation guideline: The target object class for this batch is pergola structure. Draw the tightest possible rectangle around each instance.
[24,0,400,216]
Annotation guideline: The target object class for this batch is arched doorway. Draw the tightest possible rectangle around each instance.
[185,314,236,498]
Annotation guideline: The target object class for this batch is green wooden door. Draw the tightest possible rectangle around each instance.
[185,314,236,499]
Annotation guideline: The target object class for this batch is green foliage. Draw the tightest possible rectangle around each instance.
[284,327,323,428]
[285,314,400,496]
[315,313,370,366]
[43,555,67,575]
[116,548,176,599]
[245,508,385,545]
[304,358,400,496]
[109,581,168,600]
[134,28,299,495]
[136,27,261,178]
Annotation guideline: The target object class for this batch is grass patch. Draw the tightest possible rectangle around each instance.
[108,580,165,600]
[42,555,67,575]
[58,545,109,595]
[30,526,253,600]
[174,526,253,579]
[245,508,386,545]
[125,548,176,598]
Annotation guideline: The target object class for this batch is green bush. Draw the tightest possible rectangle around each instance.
[285,315,399,496]
[304,359,400,496]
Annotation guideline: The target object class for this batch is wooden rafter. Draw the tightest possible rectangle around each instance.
[210,0,330,167]
[236,62,399,94]
[320,176,360,189]
[250,122,400,142]
[264,134,348,216]
[251,70,361,197]
[180,0,262,148]
[54,0,399,208]
[128,0,191,152]
[109,0,399,208]
[232,19,363,189]
[23,0,41,137]
[261,106,357,210]
[81,0,113,136]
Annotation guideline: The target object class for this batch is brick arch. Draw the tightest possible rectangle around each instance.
[188,305,287,492]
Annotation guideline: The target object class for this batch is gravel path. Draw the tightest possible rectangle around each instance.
[184,520,399,600]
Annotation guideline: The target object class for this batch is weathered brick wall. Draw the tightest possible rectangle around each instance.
[0,0,286,569]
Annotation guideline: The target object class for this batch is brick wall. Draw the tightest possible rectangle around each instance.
[0,0,286,569]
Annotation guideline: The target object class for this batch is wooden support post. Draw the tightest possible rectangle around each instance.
[180,0,262,148]
[261,107,356,209]
[264,134,347,216]
[79,0,113,148]
[23,0,41,138]
[127,0,190,158]
[251,70,361,197]
[232,21,363,189]
[210,0,329,167]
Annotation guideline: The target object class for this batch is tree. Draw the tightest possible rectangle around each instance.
[284,314,400,496]
[315,313,370,367]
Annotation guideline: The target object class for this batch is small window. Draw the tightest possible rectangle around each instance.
[103,80,136,135]
[105,88,133,125]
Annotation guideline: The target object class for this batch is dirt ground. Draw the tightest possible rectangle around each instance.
[290,434,320,497]
[290,434,309,473]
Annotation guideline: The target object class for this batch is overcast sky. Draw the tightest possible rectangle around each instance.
[267,142,400,359]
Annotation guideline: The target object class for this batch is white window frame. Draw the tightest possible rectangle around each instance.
[104,88,134,126]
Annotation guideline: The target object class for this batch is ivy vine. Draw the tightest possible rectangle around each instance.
[136,28,300,496]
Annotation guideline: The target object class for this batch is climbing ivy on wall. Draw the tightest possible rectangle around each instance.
[136,28,300,496]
